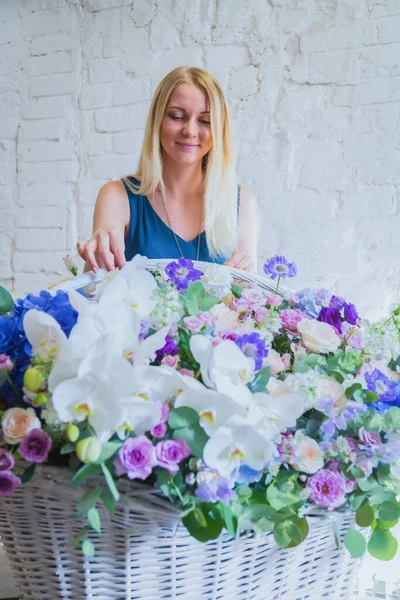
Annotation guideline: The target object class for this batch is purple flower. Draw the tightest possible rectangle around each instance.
[0,470,21,496]
[330,295,346,310]
[277,435,296,465]
[358,427,381,447]
[155,336,178,361]
[114,436,156,480]
[307,469,346,510]
[320,419,336,437]
[344,303,359,326]
[195,477,235,504]
[150,423,167,438]
[317,307,343,333]
[263,255,297,280]
[18,428,53,463]
[0,449,14,471]
[355,455,375,478]
[0,354,13,371]
[234,332,269,371]
[365,369,400,404]
[155,438,191,473]
[165,258,202,292]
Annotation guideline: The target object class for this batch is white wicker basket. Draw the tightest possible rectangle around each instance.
[0,464,360,600]
[0,260,361,599]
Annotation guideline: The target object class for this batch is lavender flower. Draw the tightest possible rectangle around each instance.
[18,428,53,463]
[365,369,400,404]
[0,471,21,496]
[155,439,191,473]
[164,258,202,292]
[234,332,269,370]
[344,303,359,326]
[0,449,14,471]
[195,477,235,504]
[306,469,346,510]
[277,434,296,465]
[263,255,297,280]
[0,354,13,371]
[329,295,346,310]
[113,436,156,481]
[155,336,178,362]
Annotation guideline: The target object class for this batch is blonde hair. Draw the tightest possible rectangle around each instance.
[123,66,238,259]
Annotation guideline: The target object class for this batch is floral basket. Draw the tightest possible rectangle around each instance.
[0,256,399,600]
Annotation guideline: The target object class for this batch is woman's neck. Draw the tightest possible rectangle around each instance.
[161,156,204,199]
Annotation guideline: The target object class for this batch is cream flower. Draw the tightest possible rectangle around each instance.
[2,407,41,445]
[297,319,341,354]
[293,430,324,474]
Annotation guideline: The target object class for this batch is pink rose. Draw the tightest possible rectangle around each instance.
[183,315,203,333]
[161,355,179,369]
[358,427,381,447]
[264,292,283,307]
[241,288,265,309]
[230,298,252,318]
[179,368,195,378]
[280,309,312,336]
[197,311,216,327]
[254,307,269,325]
[355,455,374,478]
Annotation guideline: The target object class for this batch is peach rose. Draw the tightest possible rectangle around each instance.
[211,304,239,329]
[297,319,341,354]
[264,349,286,375]
[293,431,324,474]
[2,407,41,445]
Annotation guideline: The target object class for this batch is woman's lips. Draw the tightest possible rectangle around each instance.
[176,142,200,150]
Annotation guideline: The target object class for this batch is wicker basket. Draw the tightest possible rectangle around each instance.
[0,261,361,599]
[0,464,360,600]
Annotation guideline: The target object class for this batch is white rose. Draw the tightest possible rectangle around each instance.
[316,375,346,413]
[297,319,341,354]
[267,377,290,397]
[264,349,285,375]
[293,430,324,474]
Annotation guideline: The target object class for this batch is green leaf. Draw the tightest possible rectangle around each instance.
[231,282,242,298]
[95,441,122,464]
[199,294,219,311]
[87,507,101,533]
[344,528,367,558]
[363,412,382,433]
[70,463,102,487]
[60,442,76,455]
[274,520,299,549]
[243,504,278,522]
[21,463,36,484]
[235,485,252,502]
[72,525,90,549]
[219,503,238,538]
[377,518,399,530]
[379,501,400,523]
[288,517,309,548]
[266,480,301,511]
[364,391,379,404]
[168,406,199,429]
[345,383,363,399]
[101,463,120,502]
[248,366,271,393]
[172,423,208,457]
[100,488,115,516]
[356,504,375,528]
[0,286,13,315]
[182,509,223,543]
[368,530,398,561]
[382,407,400,432]
[192,508,207,528]
[82,539,95,558]
[333,520,341,549]
[76,485,103,514]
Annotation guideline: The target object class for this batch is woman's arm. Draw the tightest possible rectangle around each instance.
[77,180,130,272]
[224,185,258,272]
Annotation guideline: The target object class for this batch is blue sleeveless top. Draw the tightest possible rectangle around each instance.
[122,177,240,264]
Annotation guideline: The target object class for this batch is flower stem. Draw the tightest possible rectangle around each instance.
[275,276,281,294]
[6,373,21,403]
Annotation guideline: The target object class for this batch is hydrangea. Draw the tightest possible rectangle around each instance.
[200,264,233,299]
[364,320,400,364]
[296,288,332,318]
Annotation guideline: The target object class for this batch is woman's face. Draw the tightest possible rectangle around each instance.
[160,83,213,167]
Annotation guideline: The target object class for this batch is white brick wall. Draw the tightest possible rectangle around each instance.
[1,0,400,320]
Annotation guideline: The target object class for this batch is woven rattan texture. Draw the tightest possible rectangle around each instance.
[0,466,360,600]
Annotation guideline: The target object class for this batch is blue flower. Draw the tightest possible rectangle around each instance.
[195,478,235,504]
[365,369,400,406]
[234,332,269,371]
[235,465,263,485]
[263,255,297,280]
[164,258,203,293]
[296,287,332,318]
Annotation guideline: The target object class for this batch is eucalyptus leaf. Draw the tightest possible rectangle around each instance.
[95,441,122,464]
[70,463,102,487]
[82,539,95,558]
[344,528,366,558]
[356,504,375,528]
[21,463,36,484]
[172,423,208,457]
[368,530,398,561]
[76,485,103,514]
[379,501,400,523]
[87,507,102,533]
[168,406,199,429]
[182,510,223,543]
[101,463,120,502]
[0,285,13,315]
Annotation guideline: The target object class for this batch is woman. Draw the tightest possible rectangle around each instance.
[77,66,258,273]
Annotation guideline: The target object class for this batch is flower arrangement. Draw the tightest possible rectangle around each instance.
[0,255,400,562]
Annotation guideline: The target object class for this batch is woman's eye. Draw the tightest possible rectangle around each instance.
[201,120,210,125]
[169,115,182,120]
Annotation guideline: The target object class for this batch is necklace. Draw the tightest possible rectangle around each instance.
[158,189,202,261]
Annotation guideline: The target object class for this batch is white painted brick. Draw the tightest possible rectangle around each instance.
[148,46,203,84]
[19,161,79,184]
[0,46,23,94]
[85,0,134,9]
[300,24,362,54]
[0,118,18,140]
[112,77,151,106]
[21,96,73,120]
[78,179,109,207]
[30,73,80,98]
[81,83,113,110]
[309,50,360,85]
[112,130,144,154]
[0,187,14,210]
[342,132,397,162]
[130,0,157,27]
[29,32,81,56]
[0,209,15,233]
[24,51,78,77]
[16,207,67,229]
[19,140,75,162]
[150,13,181,51]
[16,228,66,252]
[89,154,140,180]
[14,251,67,273]
[203,45,249,90]
[353,153,400,185]
[299,161,352,191]
[228,66,258,99]
[0,94,19,119]
[23,7,80,37]
[351,104,399,133]
[94,102,150,133]
[84,132,111,157]
[377,15,400,43]
[88,58,127,84]
[17,182,75,208]
[332,77,400,106]
[359,43,400,79]
[20,118,71,142]
[14,273,63,295]
[0,160,16,187]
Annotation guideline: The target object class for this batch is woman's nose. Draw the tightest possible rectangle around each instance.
[182,119,197,137]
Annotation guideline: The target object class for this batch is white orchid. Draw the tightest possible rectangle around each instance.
[203,415,274,478]
[247,391,305,436]
[23,310,68,361]
[190,336,254,406]
[175,388,246,436]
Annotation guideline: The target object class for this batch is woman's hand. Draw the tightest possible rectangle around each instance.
[224,250,256,272]
[77,227,126,273]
